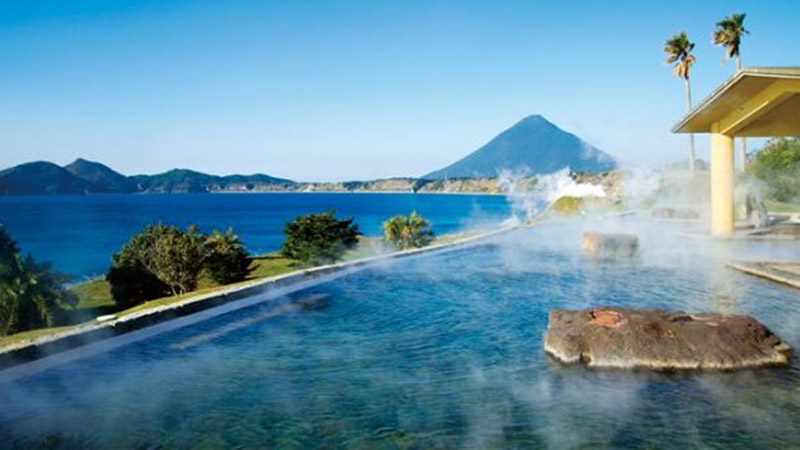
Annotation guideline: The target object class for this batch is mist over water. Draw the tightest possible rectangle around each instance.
[499,167,609,222]
[1,218,798,448]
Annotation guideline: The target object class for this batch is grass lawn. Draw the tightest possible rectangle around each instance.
[0,325,81,349]
[766,200,800,214]
[0,254,299,348]
[63,253,298,318]
[9,252,335,344]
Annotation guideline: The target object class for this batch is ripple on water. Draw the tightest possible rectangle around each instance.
[0,222,799,448]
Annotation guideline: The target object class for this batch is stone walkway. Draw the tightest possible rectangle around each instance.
[727,261,800,290]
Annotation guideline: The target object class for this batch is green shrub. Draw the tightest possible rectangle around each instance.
[107,224,206,306]
[748,137,800,202]
[0,225,76,336]
[108,224,255,307]
[205,228,253,284]
[549,196,585,214]
[281,211,360,264]
[549,196,608,214]
[383,211,434,249]
[106,246,169,309]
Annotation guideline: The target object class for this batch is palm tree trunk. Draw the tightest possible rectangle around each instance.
[735,54,742,71]
[684,78,696,171]
[740,137,747,171]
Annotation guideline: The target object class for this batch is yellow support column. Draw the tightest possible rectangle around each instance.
[710,132,735,236]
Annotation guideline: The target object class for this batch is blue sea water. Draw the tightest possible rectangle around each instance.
[0,193,511,279]
[0,221,798,448]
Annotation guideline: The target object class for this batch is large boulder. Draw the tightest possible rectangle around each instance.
[581,232,638,257]
[544,307,790,370]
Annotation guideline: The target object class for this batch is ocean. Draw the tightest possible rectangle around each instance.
[0,193,512,279]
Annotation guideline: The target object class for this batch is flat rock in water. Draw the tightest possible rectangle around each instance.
[544,307,790,370]
[581,232,638,257]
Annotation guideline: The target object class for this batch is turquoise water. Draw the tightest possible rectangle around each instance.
[0,193,511,278]
[0,221,798,448]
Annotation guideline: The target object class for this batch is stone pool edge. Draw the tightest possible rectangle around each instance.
[726,261,800,290]
[0,225,519,370]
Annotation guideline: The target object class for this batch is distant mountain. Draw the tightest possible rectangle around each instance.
[0,161,93,195]
[423,115,617,179]
[64,158,137,193]
[131,169,224,193]
[131,169,295,193]
[0,159,295,195]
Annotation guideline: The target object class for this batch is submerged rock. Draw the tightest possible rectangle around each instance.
[544,307,790,371]
[581,232,638,257]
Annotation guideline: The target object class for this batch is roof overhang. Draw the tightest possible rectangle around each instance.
[672,67,800,137]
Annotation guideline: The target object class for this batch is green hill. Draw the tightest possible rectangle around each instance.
[131,169,295,193]
[0,159,295,195]
[64,158,137,193]
[0,162,93,195]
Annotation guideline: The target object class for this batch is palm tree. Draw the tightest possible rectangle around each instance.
[664,31,697,171]
[0,226,74,336]
[713,13,748,70]
[714,13,749,170]
[383,211,434,250]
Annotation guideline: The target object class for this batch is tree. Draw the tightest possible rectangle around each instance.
[664,31,697,171]
[106,241,169,308]
[747,137,800,203]
[713,13,748,70]
[0,226,75,336]
[205,228,253,284]
[714,13,749,171]
[139,224,206,295]
[281,211,361,265]
[107,224,206,304]
[383,212,435,250]
[108,224,254,307]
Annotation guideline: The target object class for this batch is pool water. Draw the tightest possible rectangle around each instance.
[1,221,799,449]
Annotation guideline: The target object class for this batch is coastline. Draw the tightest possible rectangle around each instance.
[207,190,507,196]
[0,190,508,197]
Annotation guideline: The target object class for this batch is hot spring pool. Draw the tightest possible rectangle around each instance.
[1,221,799,448]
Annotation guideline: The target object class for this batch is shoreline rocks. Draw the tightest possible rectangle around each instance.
[544,307,791,371]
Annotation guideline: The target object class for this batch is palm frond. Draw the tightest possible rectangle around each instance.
[663,31,695,80]
[713,12,748,64]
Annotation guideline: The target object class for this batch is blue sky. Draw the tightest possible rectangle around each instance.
[0,1,798,181]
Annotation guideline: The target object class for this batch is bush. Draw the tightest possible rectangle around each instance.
[549,196,585,214]
[107,224,207,305]
[383,211,434,249]
[0,225,76,336]
[205,228,253,284]
[748,137,800,203]
[281,211,361,264]
[106,245,169,309]
[107,224,255,307]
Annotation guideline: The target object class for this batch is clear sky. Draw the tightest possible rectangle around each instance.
[0,0,798,181]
